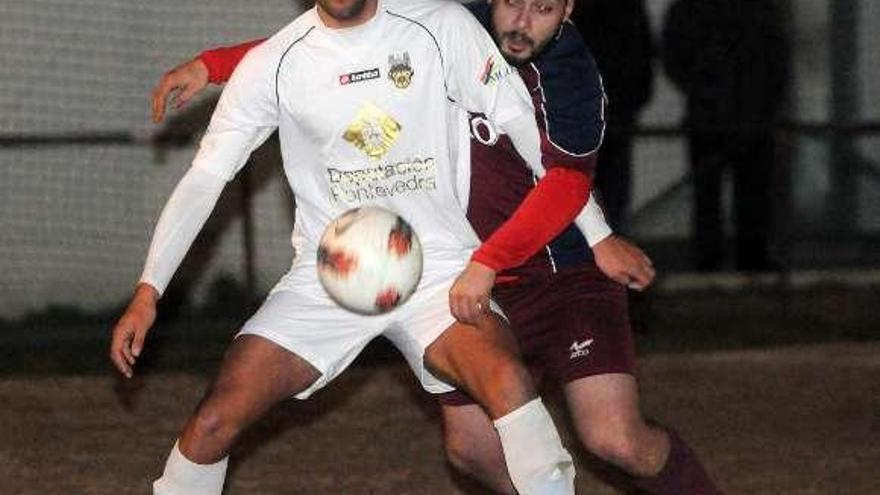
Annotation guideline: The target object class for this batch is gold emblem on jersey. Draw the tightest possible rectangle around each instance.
[388,52,414,89]
[343,103,402,159]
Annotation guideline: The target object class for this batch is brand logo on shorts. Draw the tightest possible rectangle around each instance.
[339,68,381,86]
[569,339,593,360]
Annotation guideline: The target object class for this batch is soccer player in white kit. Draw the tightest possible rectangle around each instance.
[108,1,608,494]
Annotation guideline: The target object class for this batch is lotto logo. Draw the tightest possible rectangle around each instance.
[340,68,381,86]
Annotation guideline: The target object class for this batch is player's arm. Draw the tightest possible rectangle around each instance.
[151,39,265,123]
[472,112,595,271]
[493,25,654,290]
[491,124,654,291]
[566,192,654,289]
[111,43,279,378]
[435,4,597,322]
[451,122,594,322]
[485,22,619,268]
[466,45,602,258]
[594,235,655,290]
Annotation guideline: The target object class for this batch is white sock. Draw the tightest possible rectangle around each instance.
[153,441,228,495]
[493,399,575,495]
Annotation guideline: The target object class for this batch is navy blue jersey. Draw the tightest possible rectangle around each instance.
[464,2,607,277]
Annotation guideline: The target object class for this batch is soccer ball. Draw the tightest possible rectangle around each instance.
[317,206,423,315]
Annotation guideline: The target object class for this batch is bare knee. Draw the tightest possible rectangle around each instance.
[426,319,535,418]
[585,429,639,468]
[470,356,534,418]
[582,426,664,477]
[180,395,245,462]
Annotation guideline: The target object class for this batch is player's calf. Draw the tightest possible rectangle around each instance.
[442,404,518,495]
[630,428,724,495]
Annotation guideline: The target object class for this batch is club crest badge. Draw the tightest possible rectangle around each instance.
[388,52,414,89]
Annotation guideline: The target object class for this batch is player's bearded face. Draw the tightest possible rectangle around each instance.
[490,0,572,65]
[315,0,372,23]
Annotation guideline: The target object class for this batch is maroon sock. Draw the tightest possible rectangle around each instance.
[631,428,723,495]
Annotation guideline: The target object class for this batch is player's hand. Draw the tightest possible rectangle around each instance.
[151,57,210,123]
[593,235,656,291]
[109,283,159,378]
[449,261,496,326]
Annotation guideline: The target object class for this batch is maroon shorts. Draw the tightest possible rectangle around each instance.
[438,263,636,406]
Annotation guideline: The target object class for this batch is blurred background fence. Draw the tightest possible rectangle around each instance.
[1,0,878,330]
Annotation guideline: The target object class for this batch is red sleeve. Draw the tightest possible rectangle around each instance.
[471,166,592,271]
[199,38,266,84]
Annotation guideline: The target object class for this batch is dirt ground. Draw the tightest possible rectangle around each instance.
[1,342,877,495]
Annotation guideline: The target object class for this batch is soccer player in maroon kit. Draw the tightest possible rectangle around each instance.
[149,1,722,493]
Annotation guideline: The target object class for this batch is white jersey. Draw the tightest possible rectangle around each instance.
[187,0,533,285]
[135,0,610,407]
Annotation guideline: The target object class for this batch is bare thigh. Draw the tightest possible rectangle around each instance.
[423,313,534,419]
[564,373,643,432]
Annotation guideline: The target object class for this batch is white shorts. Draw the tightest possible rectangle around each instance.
[238,260,463,399]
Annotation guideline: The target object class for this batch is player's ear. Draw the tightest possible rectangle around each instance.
[564,0,575,21]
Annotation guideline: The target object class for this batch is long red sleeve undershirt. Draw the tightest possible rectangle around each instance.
[471,167,591,271]
[200,39,266,83]
[199,40,593,273]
